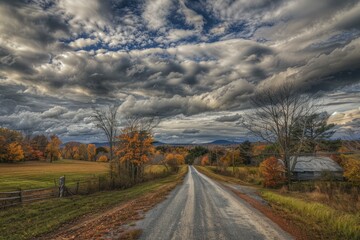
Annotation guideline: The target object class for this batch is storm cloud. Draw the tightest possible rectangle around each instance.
[0,0,359,143]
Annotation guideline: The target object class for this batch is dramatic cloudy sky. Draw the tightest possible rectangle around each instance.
[0,0,359,143]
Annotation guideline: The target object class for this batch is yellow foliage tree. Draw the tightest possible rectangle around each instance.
[97,155,108,162]
[165,153,185,172]
[6,142,24,162]
[87,144,96,161]
[45,135,62,162]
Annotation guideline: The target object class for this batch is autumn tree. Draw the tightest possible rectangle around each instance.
[78,144,88,160]
[45,135,62,162]
[259,157,286,188]
[6,142,24,162]
[63,142,80,159]
[0,128,24,162]
[30,134,48,159]
[165,153,185,172]
[201,155,209,166]
[87,144,96,161]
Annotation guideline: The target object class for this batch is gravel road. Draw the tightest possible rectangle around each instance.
[137,166,293,240]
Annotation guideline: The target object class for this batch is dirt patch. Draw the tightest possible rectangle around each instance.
[37,174,185,240]
[227,186,311,240]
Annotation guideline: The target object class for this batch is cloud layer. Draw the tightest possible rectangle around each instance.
[0,0,359,143]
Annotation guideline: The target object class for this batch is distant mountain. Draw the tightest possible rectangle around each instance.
[207,140,239,145]
[90,142,109,147]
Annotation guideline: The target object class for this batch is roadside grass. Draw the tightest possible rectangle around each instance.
[197,165,360,240]
[261,191,360,240]
[0,166,187,240]
[145,164,168,174]
[0,160,108,191]
[196,166,254,185]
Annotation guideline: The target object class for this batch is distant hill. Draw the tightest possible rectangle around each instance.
[207,140,239,145]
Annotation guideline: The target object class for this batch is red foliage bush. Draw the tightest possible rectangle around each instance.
[259,157,286,188]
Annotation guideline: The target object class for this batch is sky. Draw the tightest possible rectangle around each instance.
[0,0,359,144]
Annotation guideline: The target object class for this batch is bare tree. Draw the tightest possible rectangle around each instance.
[240,82,318,183]
[92,105,120,162]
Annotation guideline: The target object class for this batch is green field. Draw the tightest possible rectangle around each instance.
[0,160,169,191]
[0,166,187,240]
[0,160,108,191]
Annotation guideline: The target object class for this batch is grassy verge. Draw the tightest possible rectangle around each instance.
[196,166,252,185]
[261,191,360,240]
[197,165,360,240]
[0,166,187,240]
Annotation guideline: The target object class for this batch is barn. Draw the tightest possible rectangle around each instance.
[289,156,343,181]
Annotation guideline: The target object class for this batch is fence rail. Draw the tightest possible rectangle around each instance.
[0,186,59,208]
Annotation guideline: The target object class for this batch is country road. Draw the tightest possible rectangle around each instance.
[137,166,293,240]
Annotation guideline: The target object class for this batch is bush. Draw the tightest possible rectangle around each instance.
[344,158,360,184]
[97,155,108,162]
[259,157,286,188]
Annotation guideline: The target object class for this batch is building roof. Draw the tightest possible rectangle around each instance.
[289,156,343,172]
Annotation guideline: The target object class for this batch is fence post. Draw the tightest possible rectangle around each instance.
[19,188,23,203]
[98,176,101,191]
[59,176,65,197]
[76,181,79,194]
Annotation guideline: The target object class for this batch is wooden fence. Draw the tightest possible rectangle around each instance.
[0,187,58,208]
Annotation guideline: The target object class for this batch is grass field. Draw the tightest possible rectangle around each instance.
[0,166,187,240]
[0,160,109,191]
[0,160,170,192]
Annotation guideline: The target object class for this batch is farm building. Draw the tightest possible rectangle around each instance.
[289,156,343,181]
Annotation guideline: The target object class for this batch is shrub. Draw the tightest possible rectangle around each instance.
[259,157,286,188]
[344,158,360,184]
[97,155,108,162]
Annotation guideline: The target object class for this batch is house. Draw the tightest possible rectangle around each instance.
[289,156,343,181]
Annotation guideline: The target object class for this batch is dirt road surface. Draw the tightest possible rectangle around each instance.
[137,166,293,240]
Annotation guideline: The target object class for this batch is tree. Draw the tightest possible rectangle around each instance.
[30,135,48,161]
[239,141,252,164]
[259,157,286,188]
[78,144,88,160]
[165,153,185,172]
[116,117,158,181]
[6,142,24,162]
[241,82,317,184]
[92,105,120,163]
[201,155,209,166]
[87,144,96,161]
[45,135,62,162]
[185,146,208,164]
[63,142,80,159]
[292,112,335,153]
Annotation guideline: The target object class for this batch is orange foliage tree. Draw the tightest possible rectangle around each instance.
[45,135,62,162]
[87,144,96,161]
[259,157,286,188]
[201,155,209,166]
[165,153,185,172]
[116,127,155,181]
